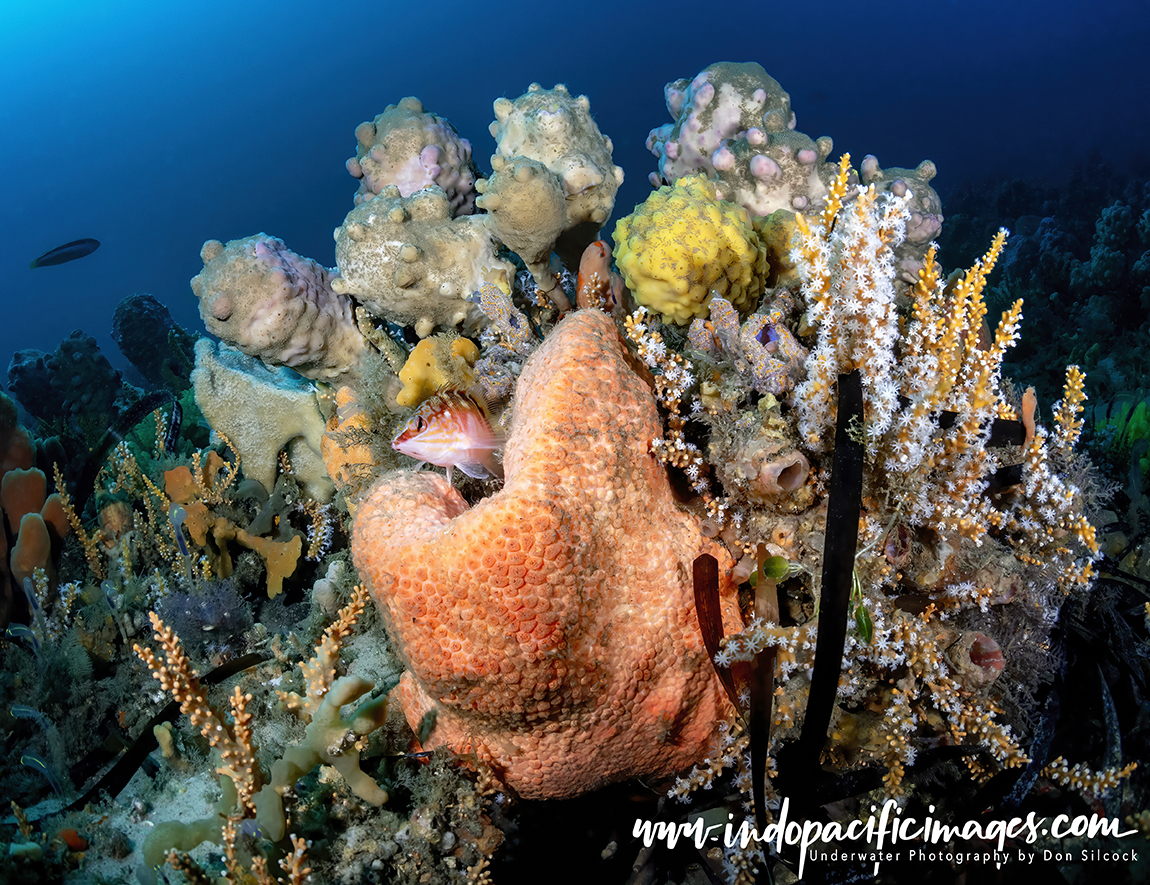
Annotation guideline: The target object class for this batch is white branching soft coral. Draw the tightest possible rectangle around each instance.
[792,155,907,448]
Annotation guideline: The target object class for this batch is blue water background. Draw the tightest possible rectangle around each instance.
[2,0,1147,383]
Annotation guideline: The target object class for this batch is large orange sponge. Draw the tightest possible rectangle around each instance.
[352,310,741,798]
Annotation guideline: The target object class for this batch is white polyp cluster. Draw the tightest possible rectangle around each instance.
[792,187,911,451]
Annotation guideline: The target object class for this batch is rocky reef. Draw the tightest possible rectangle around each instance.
[1,61,1144,885]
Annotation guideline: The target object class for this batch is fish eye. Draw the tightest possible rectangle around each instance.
[415,417,425,431]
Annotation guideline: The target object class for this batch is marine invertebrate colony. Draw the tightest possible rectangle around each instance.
[337,111,1104,813]
[682,159,1102,815]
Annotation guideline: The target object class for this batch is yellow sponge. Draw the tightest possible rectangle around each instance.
[612,176,768,324]
[397,335,479,408]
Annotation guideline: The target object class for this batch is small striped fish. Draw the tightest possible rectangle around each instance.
[392,389,504,481]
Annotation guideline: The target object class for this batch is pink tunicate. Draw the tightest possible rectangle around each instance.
[746,128,765,146]
[665,141,679,159]
[346,157,363,178]
[797,148,817,165]
[891,178,908,197]
[948,631,1005,688]
[750,155,780,181]
[752,89,766,104]
[693,82,715,109]
[883,525,913,567]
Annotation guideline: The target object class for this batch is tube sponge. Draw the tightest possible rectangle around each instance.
[612,176,769,324]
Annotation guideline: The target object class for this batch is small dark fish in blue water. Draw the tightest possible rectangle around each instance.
[30,238,100,268]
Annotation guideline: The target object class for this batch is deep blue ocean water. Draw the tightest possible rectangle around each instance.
[2,0,1148,378]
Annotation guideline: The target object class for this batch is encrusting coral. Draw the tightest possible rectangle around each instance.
[352,310,743,799]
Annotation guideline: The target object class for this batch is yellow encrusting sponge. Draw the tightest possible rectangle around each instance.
[612,175,769,324]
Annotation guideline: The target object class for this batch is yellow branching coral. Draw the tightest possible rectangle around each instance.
[1051,364,1087,459]
[278,583,369,721]
[53,462,103,579]
[134,612,264,817]
[136,585,387,854]
[791,157,1097,585]
[1042,756,1138,801]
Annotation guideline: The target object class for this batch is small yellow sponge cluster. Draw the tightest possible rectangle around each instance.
[396,335,479,408]
[612,175,769,324]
